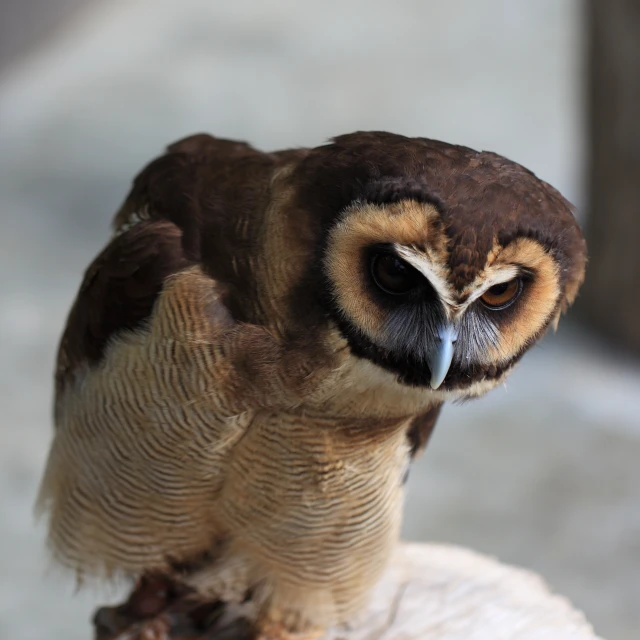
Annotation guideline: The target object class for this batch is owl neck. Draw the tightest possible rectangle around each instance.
[298,334,442,422]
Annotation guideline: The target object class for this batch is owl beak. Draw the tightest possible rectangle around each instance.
[428,324,458,390]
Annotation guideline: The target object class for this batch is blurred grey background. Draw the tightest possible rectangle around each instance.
[1,1,639,639]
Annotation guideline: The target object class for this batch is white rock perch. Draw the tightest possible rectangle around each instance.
[321,543,601,640]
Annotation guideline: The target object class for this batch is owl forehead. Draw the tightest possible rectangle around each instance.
[328,199,508,294]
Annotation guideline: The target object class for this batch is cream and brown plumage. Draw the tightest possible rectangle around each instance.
[37,131,587,639]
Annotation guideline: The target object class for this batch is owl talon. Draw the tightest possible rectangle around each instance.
[254,621,324,640]
[94,605,129,639]
[135,617,172,640]
[204,616,254,639]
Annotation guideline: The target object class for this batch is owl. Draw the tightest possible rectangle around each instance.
[37,131,586,640]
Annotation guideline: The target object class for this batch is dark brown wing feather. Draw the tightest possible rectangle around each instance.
[55,134,278,405]
[112,134,270,261]
[55,221,191,402]
[407,403,443,457]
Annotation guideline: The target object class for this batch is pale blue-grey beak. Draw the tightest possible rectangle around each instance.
[428,324,458,390]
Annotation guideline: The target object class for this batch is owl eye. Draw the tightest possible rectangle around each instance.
[480,278,522,310]
[370,253,420,295]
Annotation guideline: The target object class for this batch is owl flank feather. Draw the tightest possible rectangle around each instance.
[38,131,586,638]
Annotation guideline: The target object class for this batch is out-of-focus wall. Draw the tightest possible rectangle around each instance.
[1,2,638,640]
[0,0,99,69]
[580,0,640,353]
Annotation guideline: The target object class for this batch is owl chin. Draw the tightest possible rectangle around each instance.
[333,314,513,398]
[439,376,509,402]
[394,365,508,398]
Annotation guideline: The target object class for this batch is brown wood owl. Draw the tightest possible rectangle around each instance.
[37,131,587,639]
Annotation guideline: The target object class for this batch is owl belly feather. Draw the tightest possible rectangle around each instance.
[216,410,410,627]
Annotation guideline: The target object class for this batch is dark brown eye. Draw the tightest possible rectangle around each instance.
[480,278,522,310]
[370,253,419,295]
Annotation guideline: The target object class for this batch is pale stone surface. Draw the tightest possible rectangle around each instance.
[324,543,601,639]
[1,2,638,640]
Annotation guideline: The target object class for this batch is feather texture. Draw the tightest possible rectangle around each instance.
[38,131,586,635]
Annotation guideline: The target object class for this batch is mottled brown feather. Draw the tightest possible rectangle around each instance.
[40,131,586,636]
[407,403,443,457]
[55,221,191,403]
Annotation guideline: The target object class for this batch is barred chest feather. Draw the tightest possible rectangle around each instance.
[46,387,410,628]
[213,410,410,626]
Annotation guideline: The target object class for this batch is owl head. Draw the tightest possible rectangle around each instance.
[286,132,586,399]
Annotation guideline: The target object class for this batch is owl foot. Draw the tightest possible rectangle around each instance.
[92,574,254,639]
[94,602,253,639]
[92,576,327,639]
[254,621,324,640]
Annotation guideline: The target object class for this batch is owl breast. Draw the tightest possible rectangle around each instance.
[216,410,410,627]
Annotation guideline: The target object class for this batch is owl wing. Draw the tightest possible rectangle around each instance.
[39,135,301,579]
[407,403,443,457]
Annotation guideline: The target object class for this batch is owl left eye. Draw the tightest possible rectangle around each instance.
[370,252,420,295]
[480,278,522,310]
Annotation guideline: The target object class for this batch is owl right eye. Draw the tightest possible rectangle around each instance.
[480,277,523,310]
[370,252,420,295]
